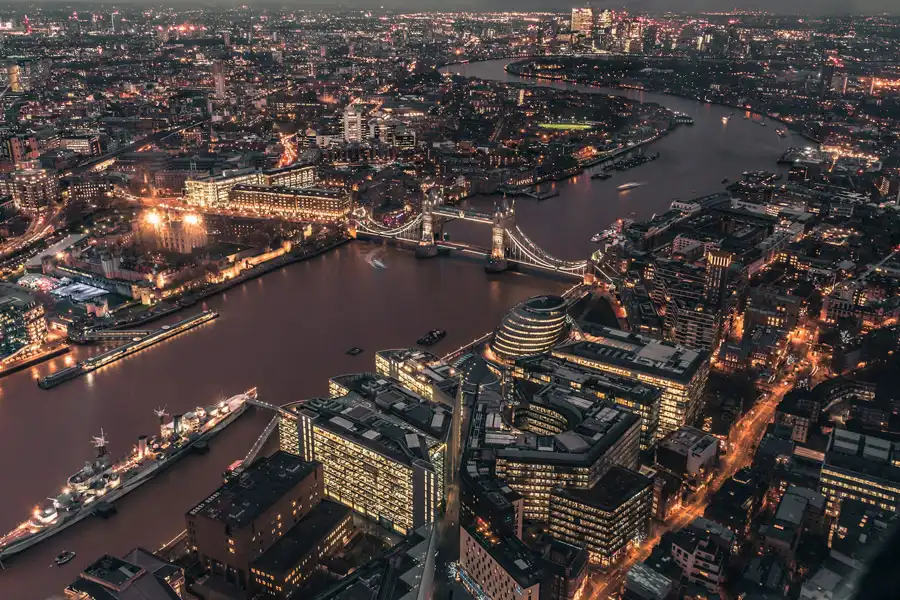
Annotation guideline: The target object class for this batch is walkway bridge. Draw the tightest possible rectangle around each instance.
[352,189,611,283]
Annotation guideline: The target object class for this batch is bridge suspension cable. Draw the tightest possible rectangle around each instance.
[506,226,589,274]
[353,211,424,239]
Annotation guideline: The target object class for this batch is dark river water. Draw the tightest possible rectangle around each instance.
[0,58,809,599]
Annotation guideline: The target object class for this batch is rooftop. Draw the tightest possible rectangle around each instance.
[552,466,651,512]
[494,385,640,467]
[187,452,320,528]
[288,374,450,468]
[553,329,707,384]
[658,426,718,457]
[230,184,347,199]
[252,500,352,574]
[625,563,675,600]
[463,523,542,589]
[513,355,662,406]
[66,554,181,600]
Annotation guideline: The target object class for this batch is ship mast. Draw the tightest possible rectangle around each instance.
[92,430,109,458]
[154,407,168,439]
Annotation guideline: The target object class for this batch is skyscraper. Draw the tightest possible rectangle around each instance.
[704,248,733,307]
[571,7,594,38]
[342,105,367,142]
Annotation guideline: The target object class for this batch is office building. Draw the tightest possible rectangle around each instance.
[570,7,594,37]
[6,63,22,92]
[280,373,450,534]
[64,552,185,600]
[185,452,324,589]
[541,541,590,600]
[820,428,900,516]
[553,329,710,439]
[249,500,354,599]
[459,523,588,600]
[58,134,102,156]
[212,59,226,99]
[343,105,368,142]
[491,295,569,363]
[704,248,733,307]
[549,466,652,567]
[460,451,525,541]
[374,348,459,405]
[0,291,48,359]
[511,355,661,450]
[497,385,641,521]
[227,185,351,221]
[655,426,719,480]
[10,168,60,214]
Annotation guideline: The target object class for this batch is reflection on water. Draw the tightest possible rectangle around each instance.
[0,243,562,599]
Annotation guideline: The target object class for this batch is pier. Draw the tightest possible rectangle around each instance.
[38,311,218,389]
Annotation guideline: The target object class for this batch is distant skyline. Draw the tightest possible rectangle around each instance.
[3,0,900,15]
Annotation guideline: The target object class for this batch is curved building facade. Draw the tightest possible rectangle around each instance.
[491,295,568,362]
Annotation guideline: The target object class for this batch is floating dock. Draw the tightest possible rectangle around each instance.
[38,311,218,389]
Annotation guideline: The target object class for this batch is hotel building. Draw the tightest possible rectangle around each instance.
[280,373,451,534]
[227,185,350,221]
[185,163,318,209]
[184,168,264,208]
[553,329,709,439]
[549,466,652,567]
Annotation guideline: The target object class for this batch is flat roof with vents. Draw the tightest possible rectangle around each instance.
[186,451,320,528]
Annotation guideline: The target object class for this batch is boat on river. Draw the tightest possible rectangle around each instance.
[0,388,256,561]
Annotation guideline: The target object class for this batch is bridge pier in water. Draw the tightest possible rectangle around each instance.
[485,197,514,273]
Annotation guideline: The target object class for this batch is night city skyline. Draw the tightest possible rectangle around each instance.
[0,3,898,600]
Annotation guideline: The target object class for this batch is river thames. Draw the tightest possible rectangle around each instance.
[0,58,809,599]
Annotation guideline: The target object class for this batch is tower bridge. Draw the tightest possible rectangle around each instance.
[351,189,612,284]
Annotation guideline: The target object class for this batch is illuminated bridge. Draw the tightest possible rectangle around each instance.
[352,189,613,283]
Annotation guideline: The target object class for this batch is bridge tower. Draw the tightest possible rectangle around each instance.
[485,196,514,273]
[416,187,439,258]
[583,254,597,285]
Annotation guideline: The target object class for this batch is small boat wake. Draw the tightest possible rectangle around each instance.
[365,249,387,269]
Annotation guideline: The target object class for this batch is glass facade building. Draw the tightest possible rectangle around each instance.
[491,295,568,362]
